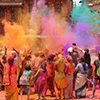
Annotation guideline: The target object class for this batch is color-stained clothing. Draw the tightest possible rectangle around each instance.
[32,57,43,83]
[35,68,47,96]
[3,64,17,85]
[65,62,75,75]
[46,61,55,93]
[3,64,19,100]
[94,59,100,79]
[19,70,32,86]
[75,73,87,98]
[64,62,75,99]
[54,61,67,89]
[32,57,43,72]
[74,63,87,98]
[64,74,73,99]
[74,63,88,74]
[23,70,32,77]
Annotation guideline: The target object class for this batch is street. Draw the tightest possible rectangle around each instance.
[0,86,100,100]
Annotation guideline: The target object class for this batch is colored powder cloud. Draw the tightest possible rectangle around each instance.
[1,0,100,55]
[2,20,26,50]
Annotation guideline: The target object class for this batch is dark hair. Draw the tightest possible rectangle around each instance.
[41,62,47,73]
[85,48,89,53]
[28,55,31,59]
[47,57,53,61]
[25,62,31,70]
[80,56,86,71]
[49,54,55,60]
[40,53,45,58]
[72,43,76,46]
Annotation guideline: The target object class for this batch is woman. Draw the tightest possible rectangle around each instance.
[33,61,47,99]
[54,54,67,99]
[46,57,55,96]
[64,56,75,99]
[3,56,19,100]
[74,56,88,98]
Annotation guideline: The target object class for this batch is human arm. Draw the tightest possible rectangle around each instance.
[64,63,68,74]
[33,69,40,78]
[13,47,19,55]
[93,60,97,75]
[74,47,85,53]
[74,64,79,73]
[4,45,7,55]
[0,68,3,73]
[54,61,59,70]
[0,60,5,67]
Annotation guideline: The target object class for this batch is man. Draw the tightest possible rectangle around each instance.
[46,57,55,96]
[90,51,100,98]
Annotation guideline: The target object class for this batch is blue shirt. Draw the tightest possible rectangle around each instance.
[23,70,32,76]
[74,63,88,73]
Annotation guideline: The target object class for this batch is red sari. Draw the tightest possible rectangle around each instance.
[46,61,55,93]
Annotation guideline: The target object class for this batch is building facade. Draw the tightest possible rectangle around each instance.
[0,0,73,35]
[85,0,100,15]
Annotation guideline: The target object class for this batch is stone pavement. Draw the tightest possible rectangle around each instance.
[0,86,100,100]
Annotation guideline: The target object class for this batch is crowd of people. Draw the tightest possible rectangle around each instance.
[0,43,100,100]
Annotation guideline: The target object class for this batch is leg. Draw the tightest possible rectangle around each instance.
[38,93,41,100]
[87,81,91,90]
[61,88,64,99]
[54,82,59,99]
[20,86,23,100]
[27,86,30,100]
[91,78,98,98]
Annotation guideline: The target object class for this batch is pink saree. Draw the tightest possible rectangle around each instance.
[3,64,19,100]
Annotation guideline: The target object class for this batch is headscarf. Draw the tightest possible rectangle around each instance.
[8,56,14,76]
[66,56,73,63]
[49,54,55,60]
[8,56,14,66]
[79,56,86,71]
[41,61,47,73]
[67,47,73,53]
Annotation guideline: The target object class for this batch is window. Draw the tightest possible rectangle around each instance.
[54,3,62,14]
[0,7,5,19]
[10,7,18,21]
[0,22,4,35]
[29,4,33,13]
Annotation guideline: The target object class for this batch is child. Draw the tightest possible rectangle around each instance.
[19,62,33,100]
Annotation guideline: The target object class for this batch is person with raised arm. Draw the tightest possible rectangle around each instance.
[3,56,19,100]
